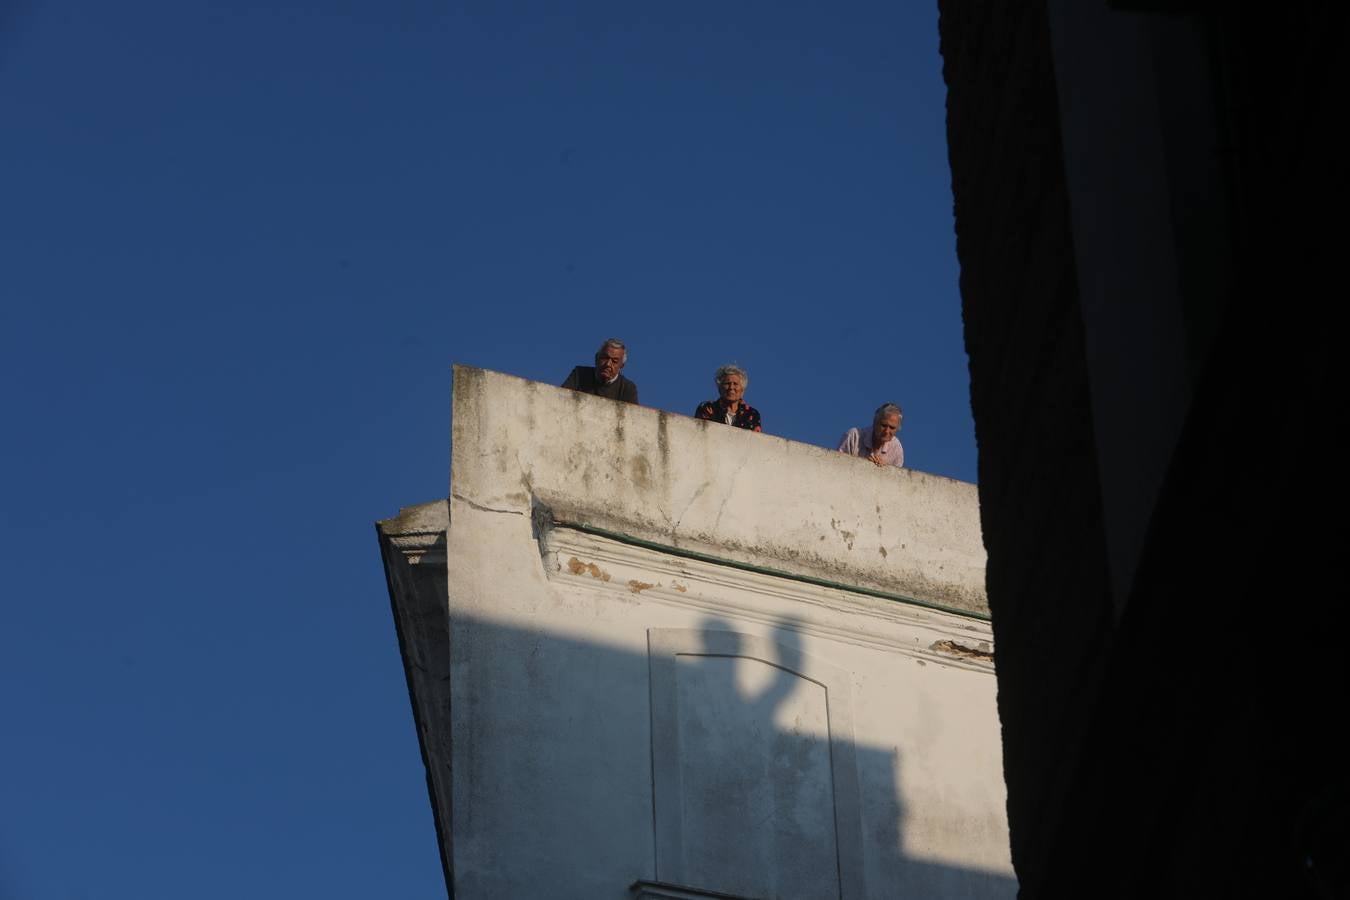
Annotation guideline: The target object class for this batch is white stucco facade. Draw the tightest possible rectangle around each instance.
[377,366,1013,899]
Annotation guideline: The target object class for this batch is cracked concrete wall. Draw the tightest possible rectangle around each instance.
[381,367,1012,899]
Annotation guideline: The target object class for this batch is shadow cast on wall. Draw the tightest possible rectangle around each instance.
[446,610,1015,899]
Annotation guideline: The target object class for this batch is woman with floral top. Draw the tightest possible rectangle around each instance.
[694,365,762,432]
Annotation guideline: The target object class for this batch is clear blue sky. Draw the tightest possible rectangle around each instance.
[0,3,973,897]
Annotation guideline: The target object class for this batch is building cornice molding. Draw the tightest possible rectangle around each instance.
[544,525,995,673]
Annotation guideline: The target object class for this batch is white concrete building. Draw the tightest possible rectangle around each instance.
[377,366,1014,899]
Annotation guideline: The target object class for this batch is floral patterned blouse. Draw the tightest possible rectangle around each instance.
[694,398,762,432]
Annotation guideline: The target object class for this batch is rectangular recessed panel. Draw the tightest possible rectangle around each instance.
[673,652,840,899]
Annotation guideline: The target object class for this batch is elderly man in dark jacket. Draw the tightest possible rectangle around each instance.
[562,338,639,404]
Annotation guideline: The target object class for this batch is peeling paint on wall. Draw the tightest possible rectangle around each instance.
[566,556,611,582]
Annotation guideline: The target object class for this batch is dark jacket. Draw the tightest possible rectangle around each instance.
[562,366,639,404]
[694,398,762,432]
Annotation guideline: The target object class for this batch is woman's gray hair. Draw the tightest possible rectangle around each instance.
[873,402,903,425]
[596,338,627,364]
[714,364,749,389]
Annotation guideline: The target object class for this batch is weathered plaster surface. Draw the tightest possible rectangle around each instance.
[379,367,1012,899]
[450,365,988,615]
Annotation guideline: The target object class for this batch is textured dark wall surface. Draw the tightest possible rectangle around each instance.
[940,2,1346,897]
[938,1,1113,892]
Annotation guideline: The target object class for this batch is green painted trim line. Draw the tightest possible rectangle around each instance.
[552,520,991,623]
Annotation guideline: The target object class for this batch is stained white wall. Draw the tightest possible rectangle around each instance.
[450,365,988,615]
[385,367,1013,898]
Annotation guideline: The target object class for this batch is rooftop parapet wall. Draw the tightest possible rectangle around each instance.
[451,366,988,615]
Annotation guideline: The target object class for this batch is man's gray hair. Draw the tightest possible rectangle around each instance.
[714,364,749,389]
[873,402,903,425]
[596,338,627,364]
